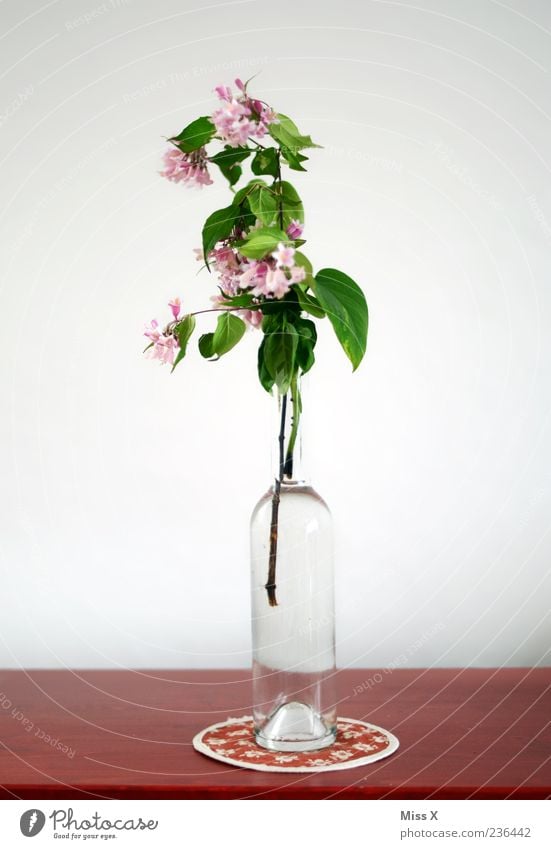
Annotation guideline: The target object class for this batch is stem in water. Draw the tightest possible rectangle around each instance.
[265,393,287,606]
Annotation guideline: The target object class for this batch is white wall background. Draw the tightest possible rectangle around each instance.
[1,0,550,670]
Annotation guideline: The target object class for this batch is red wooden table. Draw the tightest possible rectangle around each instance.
[0,668,549,799]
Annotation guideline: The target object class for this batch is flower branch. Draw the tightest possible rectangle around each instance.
[144,77,369,605]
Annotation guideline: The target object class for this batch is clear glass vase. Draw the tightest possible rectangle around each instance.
[250,377,336,752]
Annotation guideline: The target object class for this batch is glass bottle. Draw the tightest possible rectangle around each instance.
[250,376,336,751]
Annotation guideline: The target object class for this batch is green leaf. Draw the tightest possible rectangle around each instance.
[281,147,309,172]
[216,292,256,308]
[220,163,243,185]
[202,205,240,267]
[295,286,326,318]
[171,314,196,372]
[257,336,275,393]
[269,113,321,152]
[293,251,313,274]
[263,321,298,394]
[312,268,368,370]
[210,146,251,167]
[170,116,215,153]
[251,147,279,177]
[295,316,316,339]
[261,314,280,334]
[232,178,267,207]
[261,299,294,318]
[273,180,304,228]
[198,332,215,359]
[212,312,246,356]
[239,226,289,259]
[247,184,279,227]
[295,317,317,374]
[210,146,251,186]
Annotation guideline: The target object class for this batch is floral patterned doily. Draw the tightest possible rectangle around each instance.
[193,716,399,773]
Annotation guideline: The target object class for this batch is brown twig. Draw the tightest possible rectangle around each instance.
[265,393,287,606]
[276,150,284,230]
[265,147,289,606]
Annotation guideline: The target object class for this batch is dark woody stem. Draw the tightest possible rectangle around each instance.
[165,305,261,337]
[276,150,284,230]
[189,305,261,318]
[265,378,300,606]
[284,375,300,478]
[265,146,288,606]
[265,393,287,607]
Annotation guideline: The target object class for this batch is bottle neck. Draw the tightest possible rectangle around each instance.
[271,375,307,486]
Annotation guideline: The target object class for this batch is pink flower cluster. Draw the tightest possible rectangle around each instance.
[211,78,277,148]
[144,299,183,366]
[207,227,306,307]
[144,318,179,366]
[160,147,213,188]
[144,217,306,364]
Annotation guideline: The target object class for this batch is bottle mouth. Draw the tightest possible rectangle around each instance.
[272,476,308,490]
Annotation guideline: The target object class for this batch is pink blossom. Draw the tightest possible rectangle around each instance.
[151,335,179,365]
[271,242,296,268]
[253,122,267,139]
[264,268,291,299]
[211,82,277,147]
[144,320,179,365]
[208,231,296,300]
[214,84,232,101]
[286,219,303,239]
[290,265,306,283]
[260,106,278,125]
[144,319,161,342]
[237,263,258,290]
[241,308,263,328]
[193,247,204,262]
[168,297,181,320]
[160,146,213,188]
[209,245,243,295]
[211,98,255,147]
[219,99,250,120]
[211,245,239,269]
[238,260,268,291]
[160,148,186,181]
[193,168,213,187]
